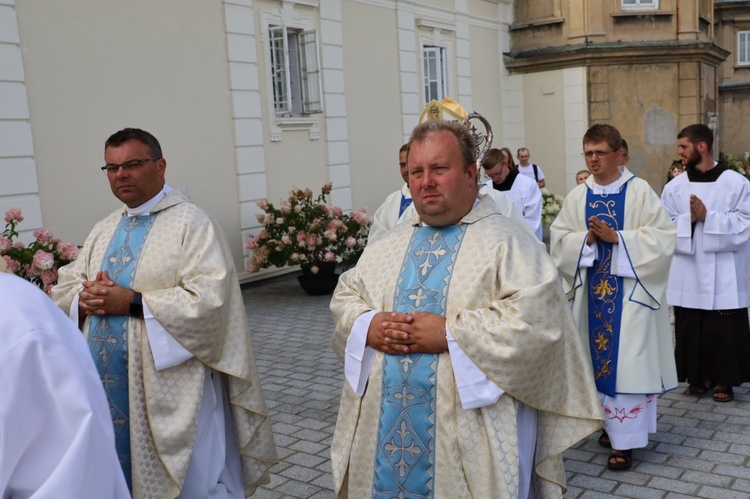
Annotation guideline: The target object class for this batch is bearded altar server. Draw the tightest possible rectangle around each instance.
[661,123,750,403]
[52,128,276,497]
[330,118,603,497]
[550,124,677,471]
[0,266,130,498]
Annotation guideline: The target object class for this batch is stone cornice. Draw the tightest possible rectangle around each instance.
[504,40,731,74]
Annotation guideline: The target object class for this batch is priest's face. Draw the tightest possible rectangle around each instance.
[677,136,702,169]
[105,139,167,208]
[408,130,478,227]
[583,140,622,185]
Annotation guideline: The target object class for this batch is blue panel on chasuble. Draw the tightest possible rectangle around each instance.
[585,185,627,397]
[372,225,467,498]
[88,214,157,491]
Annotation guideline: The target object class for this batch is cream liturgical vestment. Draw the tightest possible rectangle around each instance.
[52,188,276,498]
[330,195,603,498]
[369,184,412,242]
[550,171,678,395]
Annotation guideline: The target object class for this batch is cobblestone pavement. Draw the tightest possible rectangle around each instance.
[243,274,750,498]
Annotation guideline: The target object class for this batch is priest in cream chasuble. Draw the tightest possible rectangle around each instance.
[331,120,602,498]
[52,128,277,498]
[551,124,676,470]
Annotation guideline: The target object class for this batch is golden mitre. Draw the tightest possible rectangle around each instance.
[419,97,468,123]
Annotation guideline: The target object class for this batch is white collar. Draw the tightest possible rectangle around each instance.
[126,185,173,216]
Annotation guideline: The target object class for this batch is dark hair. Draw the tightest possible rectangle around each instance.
[621,138,629,156]
[583,124,622,152]
[408,120,475,170]
[481,148,503,170]
[677,124,713,151]
[399,143,409,154]
[105,128,162,158]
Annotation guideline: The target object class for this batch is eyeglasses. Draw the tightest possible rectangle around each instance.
[581,150,615,160]
[101,157,160,174]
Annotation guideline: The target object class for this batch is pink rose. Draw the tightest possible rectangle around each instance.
[0,236,11,254]
[332,206,342,217]
[33,227,54,245]
[345,237,356,248]
[41,268,58,285]
[3,256,20,274]
[324,251,336,262]
[245,237,259,250]
[4,207,23,224]
[57,242,80,261]
[32,250,55,272]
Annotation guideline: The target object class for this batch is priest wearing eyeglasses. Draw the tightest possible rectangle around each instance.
[550,124,677,471]
[52,128,277,498]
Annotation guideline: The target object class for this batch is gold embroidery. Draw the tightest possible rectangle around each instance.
[594,279,615,300]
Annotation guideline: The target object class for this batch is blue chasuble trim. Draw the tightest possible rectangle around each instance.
[585,184,628,397]
[372,225,467,498]
[398,194,413,218]
[87,214,157,491]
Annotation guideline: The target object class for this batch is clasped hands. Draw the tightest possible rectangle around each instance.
[78,270,136,316]
[366,311,448,354]
[689,194,707,223]
[586,216,619,245]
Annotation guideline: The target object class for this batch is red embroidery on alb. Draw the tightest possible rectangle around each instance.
[603,404,644,423]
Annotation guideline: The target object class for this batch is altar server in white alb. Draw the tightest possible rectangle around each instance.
[331,119,603,497]
[482,147,543,239]
[0,265,130,498]
[661,123,750,403]
[52,128,276,498]
[368,144,412,242]
[551,124,677,471]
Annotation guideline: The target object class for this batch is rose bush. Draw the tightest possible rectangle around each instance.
[1,207,80,293]
[245,183,371,274]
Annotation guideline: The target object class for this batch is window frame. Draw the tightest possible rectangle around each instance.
[739,30,750,66]
[268,25,322,117]
[423,46,448,105]
[621,0,659,11]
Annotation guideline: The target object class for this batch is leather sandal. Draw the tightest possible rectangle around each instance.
[607,449,632,471]
[712,386,734,403]
[598,430,611,448]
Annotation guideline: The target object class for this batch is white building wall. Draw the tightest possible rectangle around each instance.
[0,0,41,243]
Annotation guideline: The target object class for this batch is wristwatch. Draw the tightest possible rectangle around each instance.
[129,291,144,318]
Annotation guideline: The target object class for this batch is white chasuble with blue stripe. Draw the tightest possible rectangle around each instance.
[372,225,467,498]
[87,214,158,491]
[585,184,628,397]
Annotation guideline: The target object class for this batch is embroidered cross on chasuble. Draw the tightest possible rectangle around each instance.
[585,184,628,397]
[87,214,158,491]
[372,225,467,498]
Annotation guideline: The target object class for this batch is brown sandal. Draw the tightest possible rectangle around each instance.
[598,430,611,448]
[607,449,632,471]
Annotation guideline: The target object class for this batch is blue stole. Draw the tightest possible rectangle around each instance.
[87,214,158,491]
[585,183,628,397]
[372,225,467,498]
[398,194,413,218]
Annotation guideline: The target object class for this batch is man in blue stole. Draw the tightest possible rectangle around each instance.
[52,128,276,497]
[331,119,603,497]
[551,124,677,472]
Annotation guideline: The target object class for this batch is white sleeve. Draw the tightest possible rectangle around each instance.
[143,301,194,371]
[579,242,597,268]
[344,310,379,396]
[611,234,636,279]
[447,327,505,410]
[0,332,130,498]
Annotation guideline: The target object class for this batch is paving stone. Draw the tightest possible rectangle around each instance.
[242,275,750,498]
[613,483,666,499]
[647,476,699,494]
[697,486,750,499]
